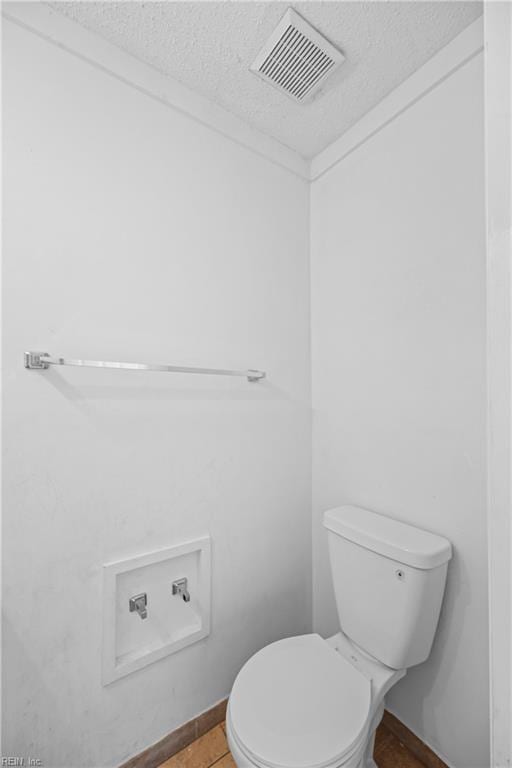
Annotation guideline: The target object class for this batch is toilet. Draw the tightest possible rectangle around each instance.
[226,505,452,768]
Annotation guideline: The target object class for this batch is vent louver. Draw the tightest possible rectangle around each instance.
[250,8,344,103]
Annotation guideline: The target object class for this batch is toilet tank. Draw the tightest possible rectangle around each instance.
[324,506,452,670]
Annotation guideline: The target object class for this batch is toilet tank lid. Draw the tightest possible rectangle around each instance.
[323,506,452,570]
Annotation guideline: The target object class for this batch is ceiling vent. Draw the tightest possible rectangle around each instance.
[250,8,344,103]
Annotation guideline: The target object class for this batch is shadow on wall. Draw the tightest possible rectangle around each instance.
[388,548,472,756]
[34,367,294,402]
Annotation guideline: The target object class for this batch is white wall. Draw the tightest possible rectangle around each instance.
[311,54,488,768]
[2,17,311,768]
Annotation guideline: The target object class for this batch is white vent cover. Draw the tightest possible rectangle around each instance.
[250,8,344,103]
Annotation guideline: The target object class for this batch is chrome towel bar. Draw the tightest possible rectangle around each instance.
[24,352,265,382]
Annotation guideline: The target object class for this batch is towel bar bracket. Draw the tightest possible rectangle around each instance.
[24,351,50,370]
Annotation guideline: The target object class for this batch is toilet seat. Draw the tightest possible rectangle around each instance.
[228,634,372,768]
[227,710,366,768]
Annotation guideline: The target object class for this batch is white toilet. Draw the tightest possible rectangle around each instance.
[227,505,452,768]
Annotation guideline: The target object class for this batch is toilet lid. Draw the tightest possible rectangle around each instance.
[229,634,372,768]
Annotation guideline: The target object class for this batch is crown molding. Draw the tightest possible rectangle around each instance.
[2,5,484,186]
[310,17,484,182]
[2,2,310,182]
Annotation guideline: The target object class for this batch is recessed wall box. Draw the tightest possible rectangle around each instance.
[102,536,211,684]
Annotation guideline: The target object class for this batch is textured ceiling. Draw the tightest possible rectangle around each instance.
[50,1,482,158]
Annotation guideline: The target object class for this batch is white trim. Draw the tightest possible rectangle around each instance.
[484,3,512,767]
[2,2,310,181]
[310,17,484,182]
[0,8,3,754]
[102,537,211,685]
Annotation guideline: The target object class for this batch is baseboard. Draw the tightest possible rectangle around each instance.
[118,700,448,768]
[118,698,228,768]
[382,710,449,768]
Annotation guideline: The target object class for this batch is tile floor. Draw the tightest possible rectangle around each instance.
[158,720,427,768]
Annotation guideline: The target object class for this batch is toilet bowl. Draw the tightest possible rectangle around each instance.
[227,506,452,768]
[226,632,404,768]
